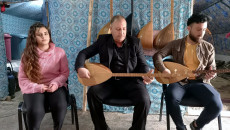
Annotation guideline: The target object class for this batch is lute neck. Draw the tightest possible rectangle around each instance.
[193,69,230,74]
[112,73,165,77]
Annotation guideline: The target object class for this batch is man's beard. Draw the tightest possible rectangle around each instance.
[189,33,202,43]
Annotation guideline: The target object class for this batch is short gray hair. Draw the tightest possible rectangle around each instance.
[110,15,126,24]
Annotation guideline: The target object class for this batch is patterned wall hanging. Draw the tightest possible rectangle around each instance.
[0,0,191,114]
[48,0,192,114]
[0,13,8,100]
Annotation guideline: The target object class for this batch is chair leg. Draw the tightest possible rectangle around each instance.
[218,114,222,130]
[166,103,170,130]
[159,92,164,121]
[71,95,79,130]
[167,112,170,130]
[71,104,74,124]
[23,113,28,130]
[18,105,23,130]
[74,103,79,130]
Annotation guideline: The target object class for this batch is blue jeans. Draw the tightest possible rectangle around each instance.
[166,81,223,130]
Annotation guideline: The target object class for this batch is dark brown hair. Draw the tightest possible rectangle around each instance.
[187,13,212,26]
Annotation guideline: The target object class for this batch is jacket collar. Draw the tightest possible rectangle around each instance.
[175,37,186,52]
[177,36,205,55]
[197,39,206,55]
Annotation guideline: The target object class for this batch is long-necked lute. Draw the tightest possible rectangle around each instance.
[77,62,192,86]
[77,62,230,86]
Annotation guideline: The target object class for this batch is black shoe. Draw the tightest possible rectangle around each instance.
[176,125,187,130]
[190,120,202,130]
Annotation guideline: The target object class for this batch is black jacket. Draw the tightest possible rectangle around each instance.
[75,34,149,73]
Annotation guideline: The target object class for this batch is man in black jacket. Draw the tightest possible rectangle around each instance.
[75,15,153,130]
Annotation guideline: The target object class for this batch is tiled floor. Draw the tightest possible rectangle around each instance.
[0,92,230,130]
[1,75,229,130]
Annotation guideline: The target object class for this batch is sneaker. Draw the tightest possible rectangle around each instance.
[190,120,202,130]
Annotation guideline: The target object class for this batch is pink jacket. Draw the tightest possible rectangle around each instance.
[18,43,69,94]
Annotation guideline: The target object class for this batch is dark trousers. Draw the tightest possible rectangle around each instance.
[23,87,68,130]
[166,81,223,130]
[87,78,151,130]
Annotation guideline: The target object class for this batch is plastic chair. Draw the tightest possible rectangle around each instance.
[18,85,79,130]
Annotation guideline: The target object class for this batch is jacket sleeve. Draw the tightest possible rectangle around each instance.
[204,44,217,81]
[18,60,44,94]
[75,36,102,71]
[50,49,70,88]
[207,45,216,70]
[136,40,149,73]
[153,42,174,72]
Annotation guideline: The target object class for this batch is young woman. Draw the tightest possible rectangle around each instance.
[18,22,69,130]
